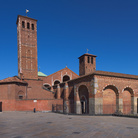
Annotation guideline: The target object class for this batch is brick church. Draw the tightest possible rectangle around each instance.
[0,15,138,115]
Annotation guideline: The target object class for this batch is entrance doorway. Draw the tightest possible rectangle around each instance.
[80,96,87,114]
[0,102,2,112]
[78,85,89,114]
[81,100,86,114]
[137,98,138,113]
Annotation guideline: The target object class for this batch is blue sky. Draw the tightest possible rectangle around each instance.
[0,0,138,80]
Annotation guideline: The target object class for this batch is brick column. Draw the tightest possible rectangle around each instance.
[57,84,60,99]
[64,82,69,114]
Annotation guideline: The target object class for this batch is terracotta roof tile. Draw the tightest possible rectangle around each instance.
[0,76,27,84]
[94,71,138,79]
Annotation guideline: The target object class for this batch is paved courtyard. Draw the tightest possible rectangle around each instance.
[0,112,138,138]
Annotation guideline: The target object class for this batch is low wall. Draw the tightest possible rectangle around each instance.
[0,99,63,112]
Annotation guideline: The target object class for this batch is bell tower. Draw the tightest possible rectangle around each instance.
[79,53,97,76]
[16,15,38,79]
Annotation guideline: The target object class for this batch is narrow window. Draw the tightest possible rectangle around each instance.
[88,56,90,63]
[137,98,138,113]
[32,24,34,30]
[91,57,93,64]
[27,22,30,29]
[22,21,25,28]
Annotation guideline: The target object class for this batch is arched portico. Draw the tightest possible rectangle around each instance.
[103,85,119,114]
[78,85,89,114]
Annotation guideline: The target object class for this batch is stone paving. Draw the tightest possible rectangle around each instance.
[0,112,138,138]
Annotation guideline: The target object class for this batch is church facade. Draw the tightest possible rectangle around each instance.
[0,15,138,115]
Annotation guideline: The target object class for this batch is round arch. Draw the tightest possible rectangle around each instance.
[103,85,119,114]
[43,83,51,90]
[122,87,134,114]
[123,87,134,96]
[63,75,70,82]
[17,91,24,99]
[54,80,60,85]
[103,85,119,95]
[78,85,89,114]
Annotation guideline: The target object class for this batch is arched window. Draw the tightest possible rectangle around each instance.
[54,80,60,85]
[18,91,24,100]
[87,56,90,63]
[32,24,34,30]
[91,57,93,64]
[43,84,51,90]
[22,21,25,28]
[27,22,30,29]
[63,75,70,82]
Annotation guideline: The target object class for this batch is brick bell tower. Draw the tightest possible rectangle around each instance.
[78,53,97,76]
[16,15,38,79]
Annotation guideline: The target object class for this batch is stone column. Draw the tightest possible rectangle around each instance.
[74,85,81,114]
[57,84,61,99]
[64,82,69,114]
[89,81,95,114]
[118,98,123,113]
[93,77,103,114]
[118,93,123,114]
[134,97,137,114]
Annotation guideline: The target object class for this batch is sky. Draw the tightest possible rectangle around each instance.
[0,0,138,80]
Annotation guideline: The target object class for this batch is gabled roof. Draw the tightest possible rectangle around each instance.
[38,71,47,77]
[44,67,79,78]
[0,76,27,84]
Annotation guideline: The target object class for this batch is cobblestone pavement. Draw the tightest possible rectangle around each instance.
[0,112,138,138]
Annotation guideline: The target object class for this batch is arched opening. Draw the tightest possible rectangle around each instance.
[54,80,60,85]
[78,85,89,114]
[63,75,70,82]
[18,91,24,100]
[103,85,119,114]
[22,21,25,28]
[43,84,51,90]
[27,22,30,29]
[123,87,134,114]
[32,24,34,30]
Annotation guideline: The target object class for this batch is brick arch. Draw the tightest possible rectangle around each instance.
[43,83,51,90]
[63,75,70,82]
[122,87,134,114]
[17,91,25,99]
[54,80,60,85]
[103,84,119,94]
[77,83,89,93]
[78,85,89,114]
[122,87,134,96]
[103,85,119,114]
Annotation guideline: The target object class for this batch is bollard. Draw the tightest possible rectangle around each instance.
[34,108,36,113]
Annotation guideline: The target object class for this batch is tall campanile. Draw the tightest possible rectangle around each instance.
[79,53,96,76]
[16,15,38,79]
